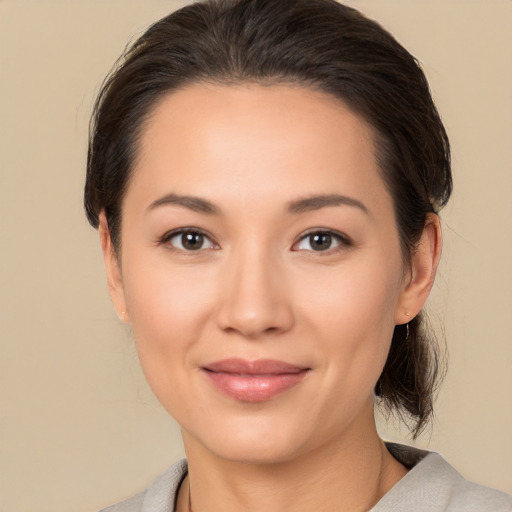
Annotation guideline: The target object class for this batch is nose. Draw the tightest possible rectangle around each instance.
[215,246,295,339]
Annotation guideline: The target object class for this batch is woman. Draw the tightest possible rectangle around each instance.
[85,0,512,510]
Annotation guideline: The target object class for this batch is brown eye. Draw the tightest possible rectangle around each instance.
[167,230,215,251]
[308,233,333,251]
[293,230,349,252]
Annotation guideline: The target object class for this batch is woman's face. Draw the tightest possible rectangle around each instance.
[103,84,428,464]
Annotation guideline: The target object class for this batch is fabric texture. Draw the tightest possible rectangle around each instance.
[99,444,512,512]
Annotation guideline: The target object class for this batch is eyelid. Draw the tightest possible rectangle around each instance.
[291,228,352,252]
[160,227,219,251]
[158,227,351,252]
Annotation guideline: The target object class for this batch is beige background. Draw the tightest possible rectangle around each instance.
[0,1,511,510]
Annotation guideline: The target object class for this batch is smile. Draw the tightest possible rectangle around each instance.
[202,358,310,402]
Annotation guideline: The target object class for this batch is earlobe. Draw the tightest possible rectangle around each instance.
[395,213,442,324]
[98,212,130,323]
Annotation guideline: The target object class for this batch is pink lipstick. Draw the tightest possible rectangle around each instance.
[202,358,309,402]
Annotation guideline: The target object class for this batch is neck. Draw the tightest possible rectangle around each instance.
[178,410,407,512]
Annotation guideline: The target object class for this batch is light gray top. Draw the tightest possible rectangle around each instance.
[99,443,512,512]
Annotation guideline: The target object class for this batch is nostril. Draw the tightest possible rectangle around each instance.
[215,261,295,337]
[217,305,295,339]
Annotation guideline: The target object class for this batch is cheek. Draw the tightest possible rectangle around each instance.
[298,252,402,333]
[297,255,402,384]
[120,254,219,378]
[120,270,212,423]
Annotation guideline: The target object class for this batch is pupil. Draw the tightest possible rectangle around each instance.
[182,232,204,250]
[311,233,331,251]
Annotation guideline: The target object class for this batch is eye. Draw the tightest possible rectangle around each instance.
[293,231,349,252]
[164,229,217,251]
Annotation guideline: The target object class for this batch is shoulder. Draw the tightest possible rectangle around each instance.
[99,492,145,512]
[98,459,188,512]
[374,443,512,512]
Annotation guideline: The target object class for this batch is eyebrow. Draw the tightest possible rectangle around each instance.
[287,194,369,215]
[147,192,369,216]
[147,193,221,215]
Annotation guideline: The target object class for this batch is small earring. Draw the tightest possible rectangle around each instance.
[405,322,410,341]
[120,311,127,321]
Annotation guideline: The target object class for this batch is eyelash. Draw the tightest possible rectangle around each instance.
[160,228,218,252]
[292,230,352,253]
[160,228,352,253]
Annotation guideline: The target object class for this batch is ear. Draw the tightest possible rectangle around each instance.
[395,213,442,324]
[99,212,130,324]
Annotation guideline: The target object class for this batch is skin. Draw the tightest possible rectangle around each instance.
[100,83,441,512]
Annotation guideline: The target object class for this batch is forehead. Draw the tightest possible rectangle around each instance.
[129,83,392,215]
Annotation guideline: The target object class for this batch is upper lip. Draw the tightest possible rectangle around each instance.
[203,358,308,375]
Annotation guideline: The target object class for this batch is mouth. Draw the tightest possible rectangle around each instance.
[201,358,310,402]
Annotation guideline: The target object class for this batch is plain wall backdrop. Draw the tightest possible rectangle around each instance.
[0,1,511,511]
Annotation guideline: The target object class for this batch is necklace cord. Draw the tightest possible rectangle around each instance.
[188,476,192,512]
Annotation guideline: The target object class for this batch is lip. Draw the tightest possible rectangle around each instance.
[202,358,310,402]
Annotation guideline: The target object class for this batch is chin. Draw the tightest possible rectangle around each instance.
[182,410,329,466]
[208,435,307,466]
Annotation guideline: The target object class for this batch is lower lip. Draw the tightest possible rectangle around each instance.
[203,370,309,402]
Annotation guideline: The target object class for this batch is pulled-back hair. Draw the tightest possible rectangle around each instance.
[85,0,452,437]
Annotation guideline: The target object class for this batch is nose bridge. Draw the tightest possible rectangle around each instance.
[216,238,294,338]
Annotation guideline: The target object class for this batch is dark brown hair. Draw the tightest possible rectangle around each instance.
[85,0,452,437]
